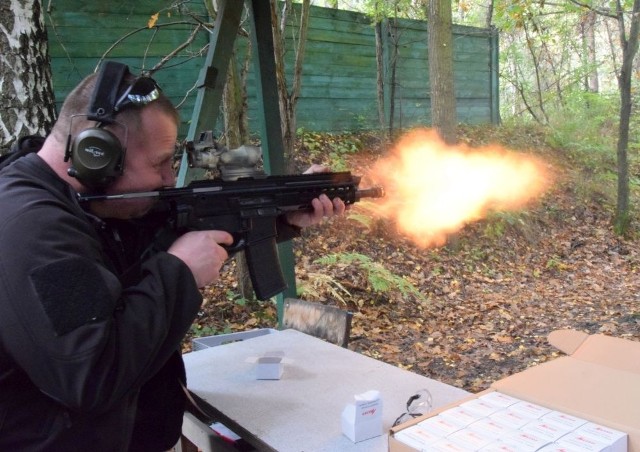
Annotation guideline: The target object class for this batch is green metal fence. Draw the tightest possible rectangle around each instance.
[46,1,499,137]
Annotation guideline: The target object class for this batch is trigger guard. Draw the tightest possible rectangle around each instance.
[224,237,245,254]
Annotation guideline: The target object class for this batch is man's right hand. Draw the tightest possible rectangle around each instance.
[167,230,233,288]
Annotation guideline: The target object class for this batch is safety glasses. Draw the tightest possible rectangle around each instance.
[115,76,161,111]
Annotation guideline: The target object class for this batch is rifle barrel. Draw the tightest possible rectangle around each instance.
[356,186,385,200]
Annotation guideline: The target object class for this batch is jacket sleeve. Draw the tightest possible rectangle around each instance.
[0,203,202,414]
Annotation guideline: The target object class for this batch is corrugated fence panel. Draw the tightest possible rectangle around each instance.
[383,17,496,128]
[46,0,209,137]
[46,2,498,136]
[294,6,379,131]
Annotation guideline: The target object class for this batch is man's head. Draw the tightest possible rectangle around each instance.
[42,62,180,218]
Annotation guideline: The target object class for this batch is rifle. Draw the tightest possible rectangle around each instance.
[79,171,384,300]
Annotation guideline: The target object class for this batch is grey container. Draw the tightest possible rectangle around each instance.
[192,328,278,351]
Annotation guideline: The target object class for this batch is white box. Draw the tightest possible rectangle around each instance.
[428,438,473,452]
[489,407,534,429]
[341,390,383,443]
[447,428,495,450]
[557,422,628,452]
[508,400,552,419]
[468,417,515,439]
[460,398,502,417]
[522,418,574,442]
[578,422,628,448]
[392,424,442,449]
[557,430,615,451]
[256,355,283,380]
[478,391,520,408]
[542,411,589,430]
[439,406,484,426]
[418,415,466,436]
[537,444,584,451]
[478,440,527,452]
[500,429,552,451]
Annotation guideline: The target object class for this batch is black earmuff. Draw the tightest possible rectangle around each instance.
[65,61,130,190]
[66,127,125,188]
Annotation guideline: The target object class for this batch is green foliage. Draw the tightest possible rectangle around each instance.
[547,91,619,171]
[189,323,231,338]
[483,211,527,239]
[545,255,568,272]
[614,209,631,236]
[314,252,427,303]
[346,211,375,228]
[225,290,248,307]
[543,90,624,207]
[297,129,361,171]
[361,0,426,22]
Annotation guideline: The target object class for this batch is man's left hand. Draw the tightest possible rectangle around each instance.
[285,164,347,228]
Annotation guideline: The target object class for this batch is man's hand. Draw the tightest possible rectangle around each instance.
[168,230,233,287]
[285,164,347,228]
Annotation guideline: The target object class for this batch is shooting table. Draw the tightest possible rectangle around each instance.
[182,329,469,451]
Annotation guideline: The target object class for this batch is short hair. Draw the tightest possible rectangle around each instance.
[50,69,179,144]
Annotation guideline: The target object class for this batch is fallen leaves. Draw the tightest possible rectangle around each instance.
[185,126,640,393]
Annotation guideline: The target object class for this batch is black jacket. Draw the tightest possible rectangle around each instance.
[0,154,203,451]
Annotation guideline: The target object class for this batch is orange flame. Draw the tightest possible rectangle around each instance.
[366,129,551,248]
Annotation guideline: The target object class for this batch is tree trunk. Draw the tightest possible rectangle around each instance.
[222,40,254,301]
[223,43,251,149]
[375,21,386,132]
[614,0,640,235]
[581,10,599,93]
[485,0,494,28]
[270,0,292,170]
[0,0,56,153]
[427,0,457,144]
[388,16,399,137]
[270,0,310,174]
[223,53,243,149]
[522,21,549,124]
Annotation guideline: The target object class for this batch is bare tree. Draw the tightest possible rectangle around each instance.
[613,0,640,234]
[0,0,56,153]
[580,10,599,92]
[271,0,311,172]
[485,0,494,28]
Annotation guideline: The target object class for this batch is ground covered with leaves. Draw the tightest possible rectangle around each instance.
[186,125,640,393]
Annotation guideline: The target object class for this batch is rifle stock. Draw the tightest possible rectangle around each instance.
[79,171,384,300]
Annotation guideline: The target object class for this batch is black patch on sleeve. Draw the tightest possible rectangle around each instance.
[30,258,116,336]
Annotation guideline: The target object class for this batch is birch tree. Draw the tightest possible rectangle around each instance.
[0,0,56,153]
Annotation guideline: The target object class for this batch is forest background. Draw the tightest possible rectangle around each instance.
[1,0,640,391]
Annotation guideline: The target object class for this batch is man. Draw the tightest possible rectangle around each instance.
[0,62,344,451]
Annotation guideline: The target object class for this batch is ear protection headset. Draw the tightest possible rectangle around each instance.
[64,61,160,190]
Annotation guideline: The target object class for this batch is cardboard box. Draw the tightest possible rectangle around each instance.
[390,330,640,451]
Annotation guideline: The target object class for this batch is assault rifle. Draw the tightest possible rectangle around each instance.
[79,172,384,300]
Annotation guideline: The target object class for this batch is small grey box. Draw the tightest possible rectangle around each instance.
[192,328,278,351]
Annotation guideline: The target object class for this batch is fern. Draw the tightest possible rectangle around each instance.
[315,253,427,303]
[297,272,351,305]
[346,212,374,228]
